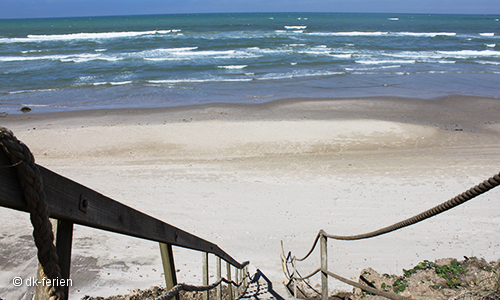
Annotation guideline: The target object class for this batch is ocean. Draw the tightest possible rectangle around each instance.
[0,13,499,114]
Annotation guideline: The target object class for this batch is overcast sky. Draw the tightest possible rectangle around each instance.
[1,0,500,19]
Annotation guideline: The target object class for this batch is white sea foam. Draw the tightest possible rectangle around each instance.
[155,47,199,52]
[59,53,114,63]
[141,48,260,61]
[21,50,43,53]
[95,49,107,52]
[144,57,189,61]
[437,50,500,57]
[388,18,399,21]
[0,54,70,62]
[217,65,248,69]
[148,78,253,84]
[476,60,500,65]
[486,44,496,48]
[285,26,307,30]
[329,54,352,59]
[345,65,402,71]
[0,30,177,43]
[8,88,57,94]
[395,32,456,37]
[309,31,388,36]
[110,81,133,85]
[480,33,495,37]
[355,60,416,64]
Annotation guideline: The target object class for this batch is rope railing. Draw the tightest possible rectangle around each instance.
[281,171,500,300]
[156,271,251,300]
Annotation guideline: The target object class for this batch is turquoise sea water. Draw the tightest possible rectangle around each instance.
[0,13,499,113]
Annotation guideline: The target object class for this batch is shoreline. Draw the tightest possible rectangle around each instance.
[1,95,500,299]
[3,94,500,128]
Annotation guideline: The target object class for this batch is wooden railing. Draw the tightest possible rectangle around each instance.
[0,142,249,300]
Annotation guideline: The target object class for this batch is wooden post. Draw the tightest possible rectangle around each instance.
[293,260,298,298]
[227,262,233,300]
[320,233,328,300]
[35,218,73,300]
[244,265,248,290]
[159,243,178,300]
[216,257,222,300]
[236,266,240,297]
[203,252,209,300]
[56,219,74,300]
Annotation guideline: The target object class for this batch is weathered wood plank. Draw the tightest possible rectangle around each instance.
[160,243,179,300]
[55,219,74,300]
[203,252,209,300]
[0,148,247,269]
[0,145,24,210]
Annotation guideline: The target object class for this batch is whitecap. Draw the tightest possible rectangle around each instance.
[284,26,307,30]
[217,65,248,69]
[0,29,175,43]
[480,33,495,37]
[346,65,402,71]
[438,50,500,57]
[388,18,399,21]
[476,60,500,65]
[355,60,415,64]
[486,44,496,48]
[155,47,198,52]
[8,88,57,94]
[308,31,388,36]
[109,81,132,85]
[395,32,456,37]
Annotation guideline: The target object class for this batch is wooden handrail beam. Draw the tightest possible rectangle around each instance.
[0,149,248,269]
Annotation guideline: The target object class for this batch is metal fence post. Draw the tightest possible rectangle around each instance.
[320,233,328,300]
[203,252,209,300]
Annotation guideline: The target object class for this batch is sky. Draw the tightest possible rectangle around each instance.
[1,0,500,19]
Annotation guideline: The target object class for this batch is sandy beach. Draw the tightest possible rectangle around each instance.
[1,96,500,299]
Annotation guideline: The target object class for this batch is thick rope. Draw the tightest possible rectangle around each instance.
[0,127,64,300]
[286,171,500,263]
[325,171,500,241]
[281,171,500,300]
[155,274,250,300]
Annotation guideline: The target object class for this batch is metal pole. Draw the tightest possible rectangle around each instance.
[320,233,328,300]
